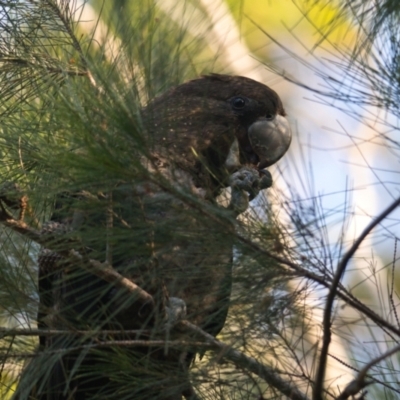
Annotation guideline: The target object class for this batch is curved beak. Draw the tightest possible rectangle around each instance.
[248,115,292,169]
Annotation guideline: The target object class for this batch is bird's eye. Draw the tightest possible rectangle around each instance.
[266,113,274,120]
[231,97,246,109]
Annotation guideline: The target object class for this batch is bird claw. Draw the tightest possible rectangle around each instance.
[258,169,273,190]
[228,167,273,215]
[164,297,187,330]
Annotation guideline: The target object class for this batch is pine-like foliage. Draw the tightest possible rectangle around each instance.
[0,1,296,399]
[1,1,400,400]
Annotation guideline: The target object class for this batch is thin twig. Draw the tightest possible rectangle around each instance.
[0,203,309,400]
[180,320,309,400]
[0,207,154,307]
[329,352,400,397]
[69,250,154,305]
[314,196,400,400]
[105,191,113,265]
[237,237,400,341]
[5,331,308,400]
[4,185,400,383]
[390,239,400,329]
[10,339,212,358]
[0,327,144,337]
[2,178,399,400]
[337,343,400,400]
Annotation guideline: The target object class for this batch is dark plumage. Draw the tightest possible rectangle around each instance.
[143,74,290,195]
[14,74,291,400]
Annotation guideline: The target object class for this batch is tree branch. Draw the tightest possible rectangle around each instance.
[180,320,309,400]
[337,343,400,400]
[0,204,308,400]
[314,196,400,400]
[150,171,400,342]
[0,206,154,307]
[0,327,144,337]
[4,189,400,400]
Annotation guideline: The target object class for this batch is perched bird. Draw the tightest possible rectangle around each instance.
[14,74,291,400]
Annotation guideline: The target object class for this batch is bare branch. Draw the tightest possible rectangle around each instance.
[337,343,400,400]
[389,239,400,328]
[0,327,144,337]
[0,206,155,307]
[314,196,400,400]
[180,321,309,400]
[0,201,308,400]
[9,339,212,358]
[4,185,400,388]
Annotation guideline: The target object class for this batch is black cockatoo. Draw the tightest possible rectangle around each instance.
[14,74,291,400]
